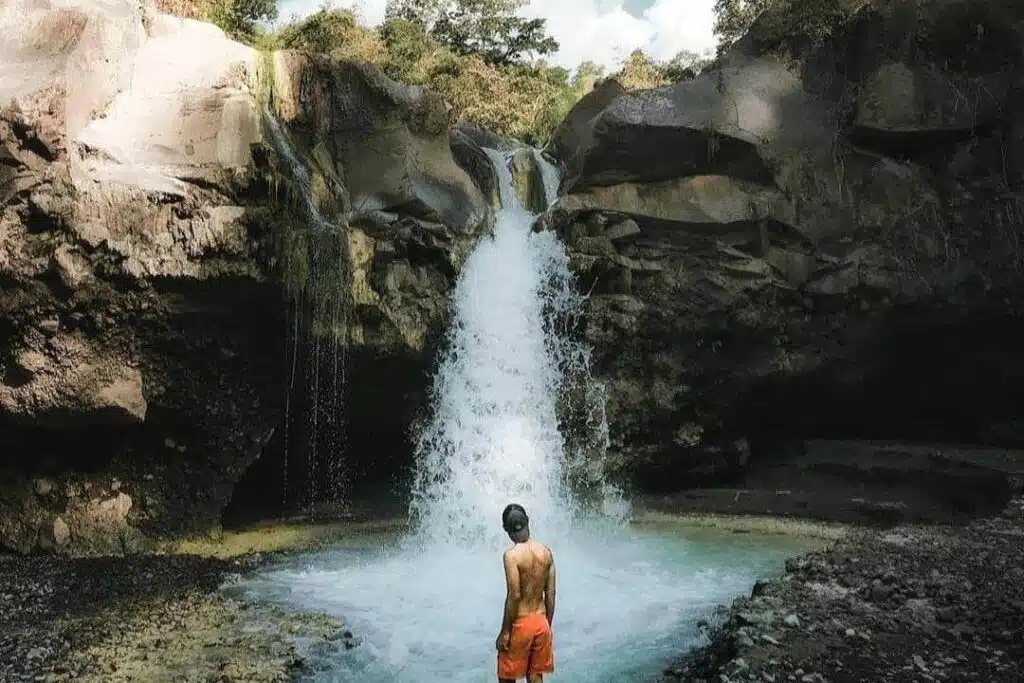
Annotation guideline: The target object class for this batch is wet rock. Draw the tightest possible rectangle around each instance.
[451,125,501,208]
[509,148,550,213]
[270,53,491,234]
[1,0,496,550]
[0,552,346,683]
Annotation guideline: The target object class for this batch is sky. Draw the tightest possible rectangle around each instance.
[275,0,719,70]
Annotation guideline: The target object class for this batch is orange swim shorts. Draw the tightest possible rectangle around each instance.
[497,612,554,680]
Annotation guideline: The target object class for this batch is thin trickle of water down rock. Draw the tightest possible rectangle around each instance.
[264,111,350,515]
[409,147,625,549]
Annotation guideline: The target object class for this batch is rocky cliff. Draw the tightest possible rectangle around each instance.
[544,0,1024,518]
[6,0,1024,555]
[0,0,492,554]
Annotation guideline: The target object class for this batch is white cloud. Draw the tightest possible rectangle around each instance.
[522,0,717,70]
[275,0,718,71]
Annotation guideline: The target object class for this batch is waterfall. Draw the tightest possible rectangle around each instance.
[408,146,622,548]
[263,113,338,232]
[262,109,349,517]
[483,146,516,209]
[534,149,561,207]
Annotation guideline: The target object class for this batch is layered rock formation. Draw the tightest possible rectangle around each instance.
[7,0,1024,553]
[0,0,281,555]
[544,0,1024,515]
[0,0,491,553]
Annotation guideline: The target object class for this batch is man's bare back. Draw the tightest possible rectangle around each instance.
[504,540,555,619]
[497,504,556,683]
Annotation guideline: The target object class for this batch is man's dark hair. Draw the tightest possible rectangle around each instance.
[502,503,529,534]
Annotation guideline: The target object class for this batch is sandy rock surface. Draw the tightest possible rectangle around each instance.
[0,553,350,683]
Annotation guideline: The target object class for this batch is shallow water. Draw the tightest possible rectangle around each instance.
[232,522,819,682]
[232,147,819,681]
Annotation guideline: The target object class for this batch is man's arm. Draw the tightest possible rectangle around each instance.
[498,551,521,643]
[544,551,556,626]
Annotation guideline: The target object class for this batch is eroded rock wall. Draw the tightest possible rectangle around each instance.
[0,1,284,554]
[545,0,1024,508]
[0,1,494,553]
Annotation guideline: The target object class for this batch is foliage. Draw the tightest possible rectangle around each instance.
[712,0,863,54]
[204,0,278,41]
[157,1,709,145]
[153,0,205,19]
[385,0,558,66]
[271,8,387,62]
[661,49,715,82]
[379,16,447,83]
[384,0,449,26]
[713,0,775,49]
[612,49,711,90]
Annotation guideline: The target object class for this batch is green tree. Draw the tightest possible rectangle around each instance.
[275,8,357,52]
[661,49,713,82]
[614,49,670,90]
[385,0,558,66]
[385,0,448,25]
[712,0,774,49]
[714,0,858,55]
[271,8,387,61]
[571,60,605,90]
[206,0,278,40]
[380,17,440,82]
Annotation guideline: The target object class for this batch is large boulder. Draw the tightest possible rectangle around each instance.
[450,124,501,208]
[0,0,494,553]
[269,52,491,234]
[545,0,1024,494]
[546,78,625,192]
[0,0,283,554]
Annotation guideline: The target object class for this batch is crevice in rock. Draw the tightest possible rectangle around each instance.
[716,309,1024,522]
[569,124,775,191]
[849,123,996,161]
[0,419,137,476]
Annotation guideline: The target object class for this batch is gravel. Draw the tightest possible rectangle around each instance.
[666,505,1024,683]
[0,553,348,683]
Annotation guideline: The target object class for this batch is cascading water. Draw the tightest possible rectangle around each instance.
[407,146,616,548]
[262,112,350,516]
[233,143,822,683]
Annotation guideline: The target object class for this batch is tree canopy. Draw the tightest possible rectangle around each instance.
[180,0,713,145]
[205,0,278,40]
[384,0,558,66]
[713,0,774,48]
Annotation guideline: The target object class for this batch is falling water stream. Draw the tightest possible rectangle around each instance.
[264,112,349,515]
[233,146,820,682]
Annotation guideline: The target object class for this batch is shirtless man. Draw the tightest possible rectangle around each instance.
[495,504,556,683]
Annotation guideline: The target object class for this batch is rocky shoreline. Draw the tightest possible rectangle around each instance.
[0,551,351,683]
[3,506,1023,683]
[670,503,1024,683]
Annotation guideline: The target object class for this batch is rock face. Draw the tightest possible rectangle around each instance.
[1,0,285,555]
[268,53,491,233]
[545,0,1024,507]
[546,78,625,192]
[252,52,492,503]
[0,0,491,553]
